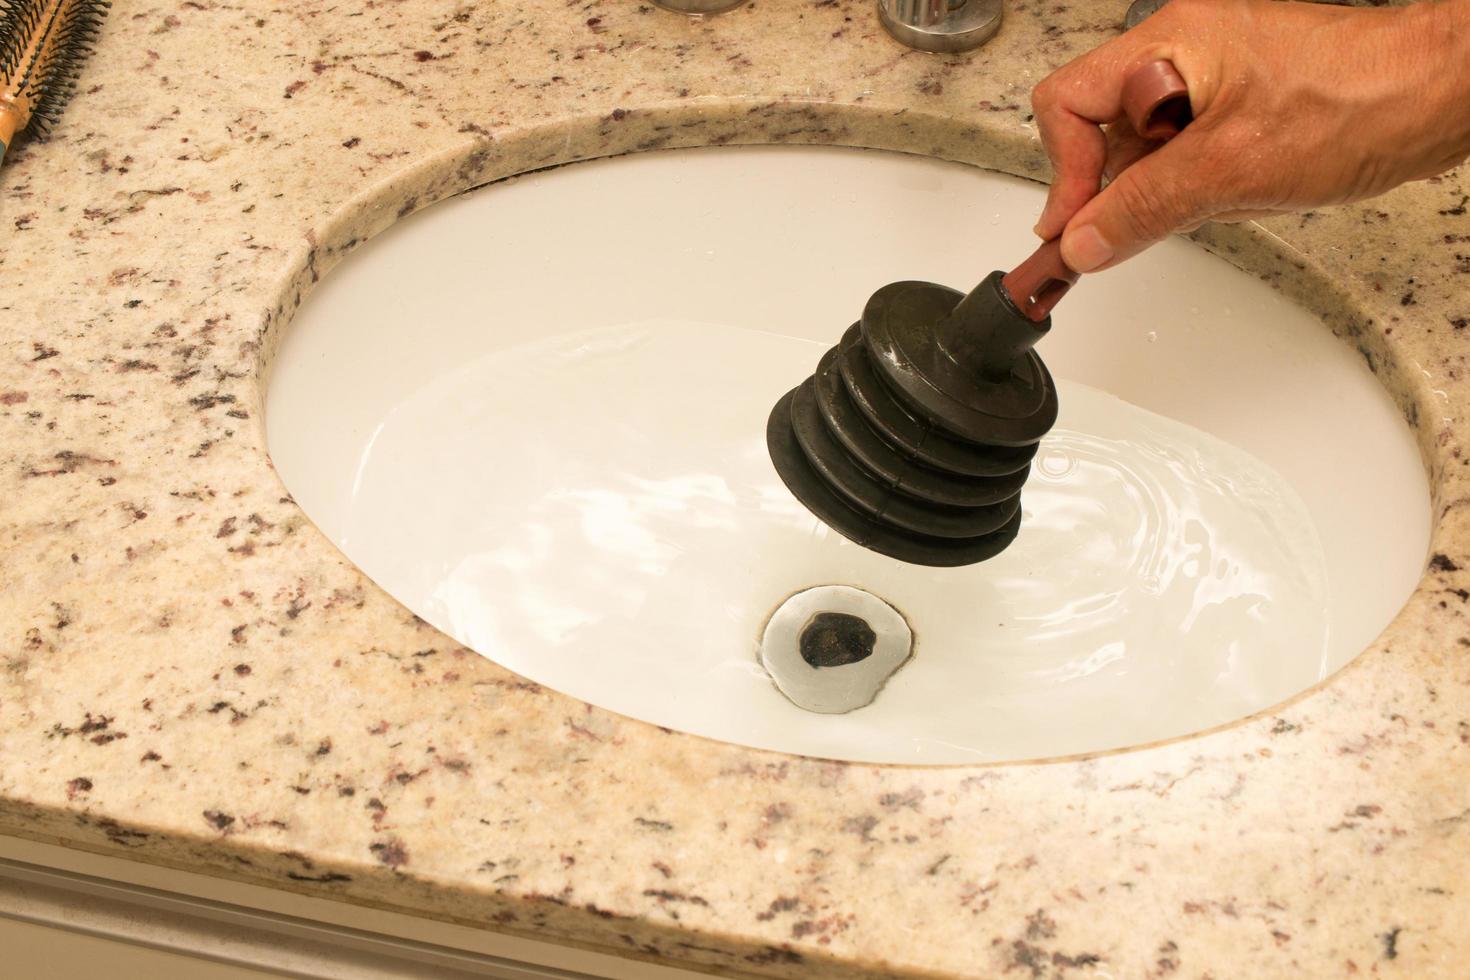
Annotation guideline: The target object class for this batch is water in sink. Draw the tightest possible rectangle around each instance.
[266,145,1427,765]
[335,318,1328,763]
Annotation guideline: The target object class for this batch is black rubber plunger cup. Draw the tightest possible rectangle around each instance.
[765,241,1077,566]
[767,60,1192,566]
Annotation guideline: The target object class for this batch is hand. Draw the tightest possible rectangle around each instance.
[1030,0,1470,273]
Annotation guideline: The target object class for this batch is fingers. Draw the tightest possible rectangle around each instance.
[1058,133,1214,272]
[1102,117,1159,182]
[1031,37,1167,239]
[1033,101,1108,241]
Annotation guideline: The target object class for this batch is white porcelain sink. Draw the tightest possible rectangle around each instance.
[265,146,1430,764]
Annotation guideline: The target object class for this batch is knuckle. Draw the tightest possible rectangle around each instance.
[1031,77,1058,113]
[1196,125,1268,206]
[1110,169,1183,241]
[1207,157,1255,205]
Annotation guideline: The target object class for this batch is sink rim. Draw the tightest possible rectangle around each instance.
[253,105,1447,773]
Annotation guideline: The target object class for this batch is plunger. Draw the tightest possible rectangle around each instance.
[767,60,1191,566]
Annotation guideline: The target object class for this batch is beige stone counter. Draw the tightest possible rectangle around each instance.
[2,0,1467,975]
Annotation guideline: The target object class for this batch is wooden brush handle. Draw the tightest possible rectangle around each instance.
[0,0,110,162]
[0,101,22,164]
[0,0,64,124]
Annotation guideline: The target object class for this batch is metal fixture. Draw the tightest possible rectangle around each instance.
[651,0,749,14]
[878,0,1003,53]
[1124,0,1168,29]
[760,586,913,714]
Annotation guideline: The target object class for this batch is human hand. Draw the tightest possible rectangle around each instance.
[1030,0,1470,273]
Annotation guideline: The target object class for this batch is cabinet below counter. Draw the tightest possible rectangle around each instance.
[0,837,709,980]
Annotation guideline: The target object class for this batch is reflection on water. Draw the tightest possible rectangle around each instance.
[337,320,1330,763]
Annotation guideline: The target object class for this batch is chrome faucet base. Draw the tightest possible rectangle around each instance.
[878,0,1003,53]
[1124,0,1168,29]
[651,0,749,14]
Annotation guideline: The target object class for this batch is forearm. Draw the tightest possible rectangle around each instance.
[1414,0,1470,171]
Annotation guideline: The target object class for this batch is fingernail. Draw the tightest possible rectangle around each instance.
[1062,225,1113,273]
[1034,198,1059,239]
[1032,220,1045,238]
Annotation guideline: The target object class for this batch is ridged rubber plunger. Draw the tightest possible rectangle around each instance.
[767,60,1191,566]
[767,268,1064,567]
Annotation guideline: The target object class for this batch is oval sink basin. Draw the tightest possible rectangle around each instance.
[266,146,1430,764]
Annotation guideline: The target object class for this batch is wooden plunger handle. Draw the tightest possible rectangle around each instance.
[1001,59,1193,321]
[1123,57,1193,140]
[1000,238,1078,323]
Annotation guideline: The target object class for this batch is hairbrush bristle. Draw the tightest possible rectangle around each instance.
[0,0,110,140]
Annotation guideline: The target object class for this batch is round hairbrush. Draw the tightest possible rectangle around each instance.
[0,0,111,166]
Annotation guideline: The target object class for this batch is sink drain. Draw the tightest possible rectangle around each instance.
[800,612,877,668]
[760,586,913,714]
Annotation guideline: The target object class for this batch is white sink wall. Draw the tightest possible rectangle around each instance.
[265,146,1430,764]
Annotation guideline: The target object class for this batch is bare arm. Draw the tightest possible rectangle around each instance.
[1031,0,1470,272]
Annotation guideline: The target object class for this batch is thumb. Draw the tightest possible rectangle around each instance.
[1058,136,1214,273]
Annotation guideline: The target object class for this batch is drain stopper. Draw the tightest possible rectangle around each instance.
[761,585,912,714]
[800,611,877,668]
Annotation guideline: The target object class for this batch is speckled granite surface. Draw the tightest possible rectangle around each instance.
[1,0,1468,976]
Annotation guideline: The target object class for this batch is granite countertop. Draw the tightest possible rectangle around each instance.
[2,0,1468,976]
